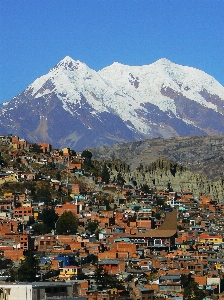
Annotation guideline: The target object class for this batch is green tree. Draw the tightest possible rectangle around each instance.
[56,171,61,181]
[147,268,158,282]
[35,187,52,206]
[81,150,92,160]
[95,229,100,240]
[141,184,150,194]
[154,212,161,220]
[56,211,78,235]
[6,268,17,282]
[70,149,76,156]
[127,214,137,226]
[17,251,40,282]
[156,197,164,206]
[39,208,58,233]
[183,281,205,300]
[86,221,98,234]
[81,150,93,170]
[16,157,21,164]
[32,222,47,235]
[31,143,42,153]
[47,162,56,170]
[101,163,110,184]
[94,265,123,290]
[117,173,125,185]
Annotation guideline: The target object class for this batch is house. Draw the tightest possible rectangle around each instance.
[55,202,80,216]
[158,274,182,293]
[129,209,178,250]
[36,234,57,252]
[0,281,88,300]
[37,142,52,153]
[199,233,222,250]
[59,265,81,280]
[98,259,126,274]
[86,289,120,300]
[19,234,35,251]
[13,206,33,221]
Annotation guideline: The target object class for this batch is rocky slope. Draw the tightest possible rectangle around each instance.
[91,136,224,202]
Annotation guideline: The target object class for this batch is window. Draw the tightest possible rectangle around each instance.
[154,239,162,245]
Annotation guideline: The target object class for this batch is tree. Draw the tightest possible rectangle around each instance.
[183,281,205,300]
[39,208,58,233]
[32,222,47,235]
[56,211,78,235]
[141,184,150,194]
[31,143,42,153]
[117,173,125,185]
[81,150,92,160]
[147,268,158,282]
[101,163,110,184]
[56,171,61,181]
[167,181,173,192]
[86,221,98,234]
[154,212,161,220]
[70,149,76,156]
[94,265,123,290]
[156,197,164,206]
[35,187,52,206]
[16,157,21,164]
[81,150,93,170]
[7,268,17,282]
[17,251,40,282]
[127,214,137,226]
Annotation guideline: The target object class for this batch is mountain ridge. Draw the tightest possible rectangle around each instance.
[90,135,224,181]
[0,56,224,149]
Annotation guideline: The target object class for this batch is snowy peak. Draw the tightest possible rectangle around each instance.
[152,57,173,66]
[26,56,97,100]
[0,56,224,150]
[50,56,88,72]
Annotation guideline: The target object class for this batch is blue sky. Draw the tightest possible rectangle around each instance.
[0,0,223,103]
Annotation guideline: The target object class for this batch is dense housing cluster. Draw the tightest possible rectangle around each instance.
[0,135,224,300]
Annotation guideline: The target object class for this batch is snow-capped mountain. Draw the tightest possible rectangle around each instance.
[0,56,224,149]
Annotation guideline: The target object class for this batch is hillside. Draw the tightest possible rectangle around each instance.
[1,135,223,201]
[91,136,224,182]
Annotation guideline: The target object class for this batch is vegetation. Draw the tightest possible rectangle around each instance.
[101,163,110,184]
[116,172,125,185]
[183,281,205,300]
[81,150,92,160]
[34,186,52,205]
[86,220,99,234]
[94,265,124,290]
[30,143,42,153]
[81,150,93,171]
[56,211,78,235]
[17,251,40,282]
[35,207,59,233]
[141,183,151,194]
